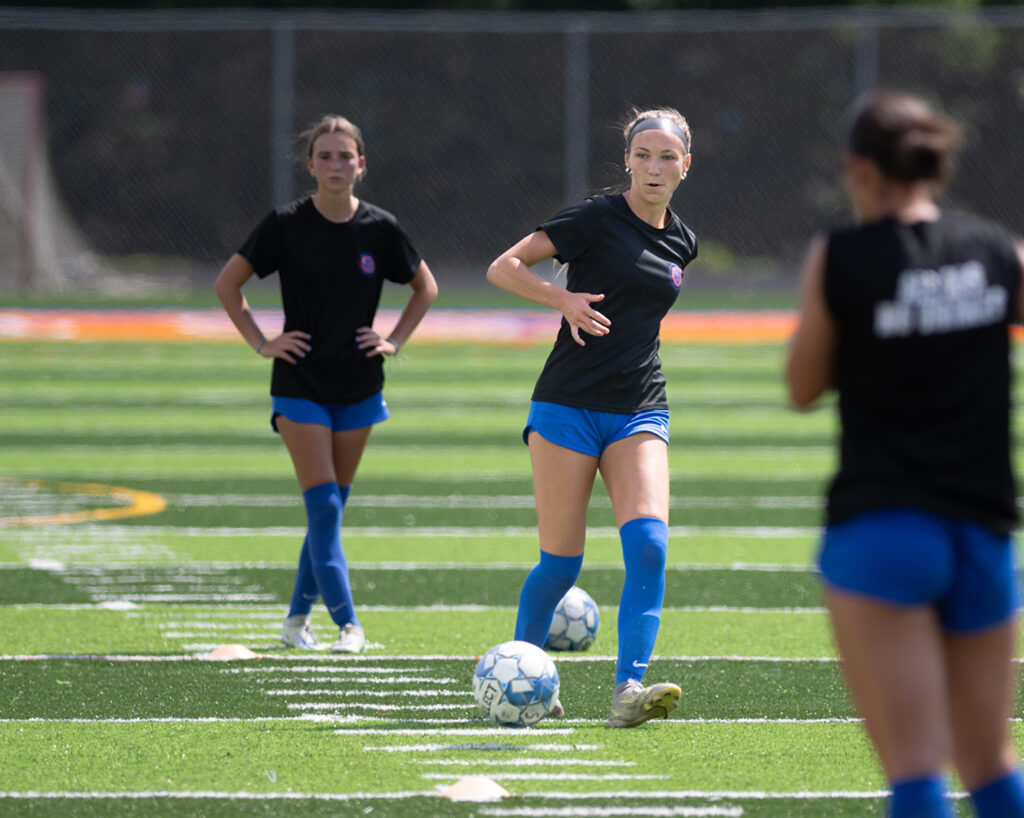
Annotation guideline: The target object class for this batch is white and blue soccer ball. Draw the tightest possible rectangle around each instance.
[472,640,560,727]
[545,585,600,651]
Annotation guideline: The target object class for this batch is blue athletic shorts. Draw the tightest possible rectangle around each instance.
[523,400,670,457]
[271,392,389,433]
[819,507,1021,632]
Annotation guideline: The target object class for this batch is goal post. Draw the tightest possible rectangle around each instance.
[0,71,98,293]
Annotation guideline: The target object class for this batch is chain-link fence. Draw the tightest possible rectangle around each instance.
[2,7,1024,292]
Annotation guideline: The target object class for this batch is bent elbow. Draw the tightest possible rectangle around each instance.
[786,378,825,411]
[418,273,439,304]
[212,276,231,304]
[788,391,817,412]
[486,260,505,288]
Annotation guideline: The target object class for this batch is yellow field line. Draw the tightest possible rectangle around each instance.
[0,478,167,526]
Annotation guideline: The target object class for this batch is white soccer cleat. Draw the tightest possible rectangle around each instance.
[279,616,321,650]
[606,679,681,728]
[330,622,366,654]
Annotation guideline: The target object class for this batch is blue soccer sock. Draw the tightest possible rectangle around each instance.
[287,485,353,618]
[617,517,668,685]
[286,533,316,619]
[971,769,1024,817]
[890,775,953,818]
[514,551,583,647]
[298,482,358,628]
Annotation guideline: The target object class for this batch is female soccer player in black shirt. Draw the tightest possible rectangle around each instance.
[787,92,1024,818]
[488,107,697,727]
[215,115,437,654]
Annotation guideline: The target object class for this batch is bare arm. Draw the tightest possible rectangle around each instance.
[785,237,836,409]
[486,230,610,346]
[357,260,439,357]
[213,253,311,364]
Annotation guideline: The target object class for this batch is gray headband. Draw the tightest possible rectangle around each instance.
[627,117,690,153]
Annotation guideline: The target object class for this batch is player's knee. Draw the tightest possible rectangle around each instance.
[537,551,583,588]
[303,482,343,528]
[621,518,668,575]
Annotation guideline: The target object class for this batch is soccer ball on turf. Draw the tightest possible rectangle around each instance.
[544,585,600,651]
[472,640,560,727]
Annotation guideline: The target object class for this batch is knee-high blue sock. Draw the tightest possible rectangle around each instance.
[287,485,352,618]
[514,551,583,647]
[617,517,668,685]
[890,775,953,818]
[301,482,358,628]
[971,769,1024,818]
[286,534,315,618]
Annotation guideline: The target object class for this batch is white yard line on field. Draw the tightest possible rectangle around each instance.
[503,789,897,800]
[0,716,377,723]
[219,665,432,673]
[334,728,575,736]
[290,702,473,711]
[0,715,870,726]
[364,743,601,752]
[5,560,813,571]
[492,810,742,817]
[3,524,817,538]
[163,493,823,510]
[417,759,635,767]
[91,594,276,603]
[422,773,666,781]
[263,688,469,697]
[261,675,456,684]
[0,790,435,801]
[1,653,844,662]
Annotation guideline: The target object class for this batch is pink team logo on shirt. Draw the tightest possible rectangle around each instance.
[359,253,377,276]
[669,264,683,289]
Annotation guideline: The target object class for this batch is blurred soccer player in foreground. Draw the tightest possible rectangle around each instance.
[787,91,1024,817]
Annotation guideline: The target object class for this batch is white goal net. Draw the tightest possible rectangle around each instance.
[0,72,99,292]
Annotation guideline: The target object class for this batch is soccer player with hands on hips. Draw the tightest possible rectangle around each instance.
[215,114,437,655]
[487,107,697,727]
[787,91,1024,817]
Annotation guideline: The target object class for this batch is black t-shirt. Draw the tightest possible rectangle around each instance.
[531,194,698,412]
[238,197,420,403]
[823,213,1020,532]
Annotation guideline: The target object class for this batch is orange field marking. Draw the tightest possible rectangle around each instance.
[0,307,797,345]
[2,308,1021,345]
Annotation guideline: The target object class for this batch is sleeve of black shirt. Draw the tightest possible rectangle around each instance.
[538,197,602,264]
[385,220,422,284]
[238,210,282,279]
